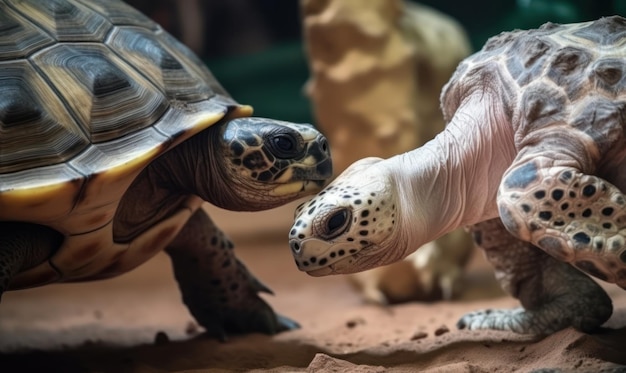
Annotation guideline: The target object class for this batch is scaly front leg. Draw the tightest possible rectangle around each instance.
[166,209,298,341]
[458,219,612,335]
[498,156,626,288]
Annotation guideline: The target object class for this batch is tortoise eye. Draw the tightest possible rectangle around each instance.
[274,135,295,151]
[269,133,301,158]
[325,208,350,238]
[271,133,298,158]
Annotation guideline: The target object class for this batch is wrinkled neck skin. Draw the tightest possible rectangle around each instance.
[114,125,236,242]
[153,125,240,209]
[386,93,517,258]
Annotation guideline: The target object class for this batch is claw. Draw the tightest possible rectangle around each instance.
[201,323,229,342]
[251,277,274,295]
[456,319,467,330]
[276,314,300,332]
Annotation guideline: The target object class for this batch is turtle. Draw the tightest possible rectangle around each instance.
[288,16,626,336]
[0,0,332,340]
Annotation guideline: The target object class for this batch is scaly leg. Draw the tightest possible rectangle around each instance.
[166,209,298,341]
[457,219,612,335]
[498,157,626,288]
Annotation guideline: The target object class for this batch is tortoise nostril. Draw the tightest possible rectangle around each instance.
[320,137,329,154]
[290,241,301,253]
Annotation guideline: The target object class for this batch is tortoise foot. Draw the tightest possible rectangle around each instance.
[185,287,300,341]
[166,209,299,341]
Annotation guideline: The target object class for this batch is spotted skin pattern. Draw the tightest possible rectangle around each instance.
[290,159,399,273]
[290,17,626,335]
[499,162,626,285]
[225,121,329,184]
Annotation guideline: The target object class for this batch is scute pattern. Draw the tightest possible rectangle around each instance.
[505,37,553,87]
[494,22,626,285]
[107,27,212,102]
[7,0,112,42]
[0,0,240,175]
[571,16,626,46]
[0,60,88,173]
[32,43,169,143]
[75,0,157,30]
[0,3,55,60]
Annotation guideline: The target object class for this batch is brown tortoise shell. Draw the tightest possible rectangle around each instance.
[0,0,252,287]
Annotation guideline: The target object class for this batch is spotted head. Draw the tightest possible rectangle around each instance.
[210,117,332,210]
[289,157,407,276]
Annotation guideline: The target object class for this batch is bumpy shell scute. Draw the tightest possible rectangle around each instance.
[31,43,169,144]
[158,30,231,98]
[0,60,89,173]
[571,16,626,46]
[154,98,252,146]
[7,0,112,42]
[75,0,157,31]
[107,26,212,102]
[0,3,55,60]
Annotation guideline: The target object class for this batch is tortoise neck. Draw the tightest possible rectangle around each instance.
[389,93,516,252]
[152,125,238,208]
[113,125,239,242]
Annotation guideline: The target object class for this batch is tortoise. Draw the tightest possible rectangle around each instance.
[289,16,626,335]
[0,0,332,340]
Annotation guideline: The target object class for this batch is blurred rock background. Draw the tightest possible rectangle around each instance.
[128,0,624,126]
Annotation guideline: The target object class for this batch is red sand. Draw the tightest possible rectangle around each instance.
[1,202,625,372]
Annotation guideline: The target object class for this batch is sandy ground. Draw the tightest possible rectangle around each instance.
[1,202,626,372]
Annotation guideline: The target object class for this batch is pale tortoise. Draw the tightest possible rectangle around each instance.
[0,0,332,340]
[289,16,626,335]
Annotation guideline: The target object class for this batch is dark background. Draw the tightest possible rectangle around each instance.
[127,0,625,125]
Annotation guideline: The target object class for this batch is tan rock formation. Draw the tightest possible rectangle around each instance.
[301,0,472,173]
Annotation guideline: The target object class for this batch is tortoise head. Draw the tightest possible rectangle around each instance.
[288,157,407,276]
[215,117,332,210]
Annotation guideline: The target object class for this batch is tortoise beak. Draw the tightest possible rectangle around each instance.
[270,179,325,197]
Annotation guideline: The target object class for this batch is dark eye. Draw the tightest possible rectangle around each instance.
[326,209,349,238]
[270,133,301,158]
[274,135,295,152]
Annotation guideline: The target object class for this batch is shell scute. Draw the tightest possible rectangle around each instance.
[0,3,55,60]
[74,0,157,31]
[0,163,84,223]
[570,97,626,154]
[518,83,566,133]
[31,43,169,143]
[158,30,231,98]
[483,30,520,52]
[0,59,88,173]
[591,58,626,96]
[546,46,593,99]
[7,0,112,42]
[106,26,213,102]
[571,16,626,46]
[505,37,553,86]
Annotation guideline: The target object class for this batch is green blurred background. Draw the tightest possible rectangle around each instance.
[128,0,625,125]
